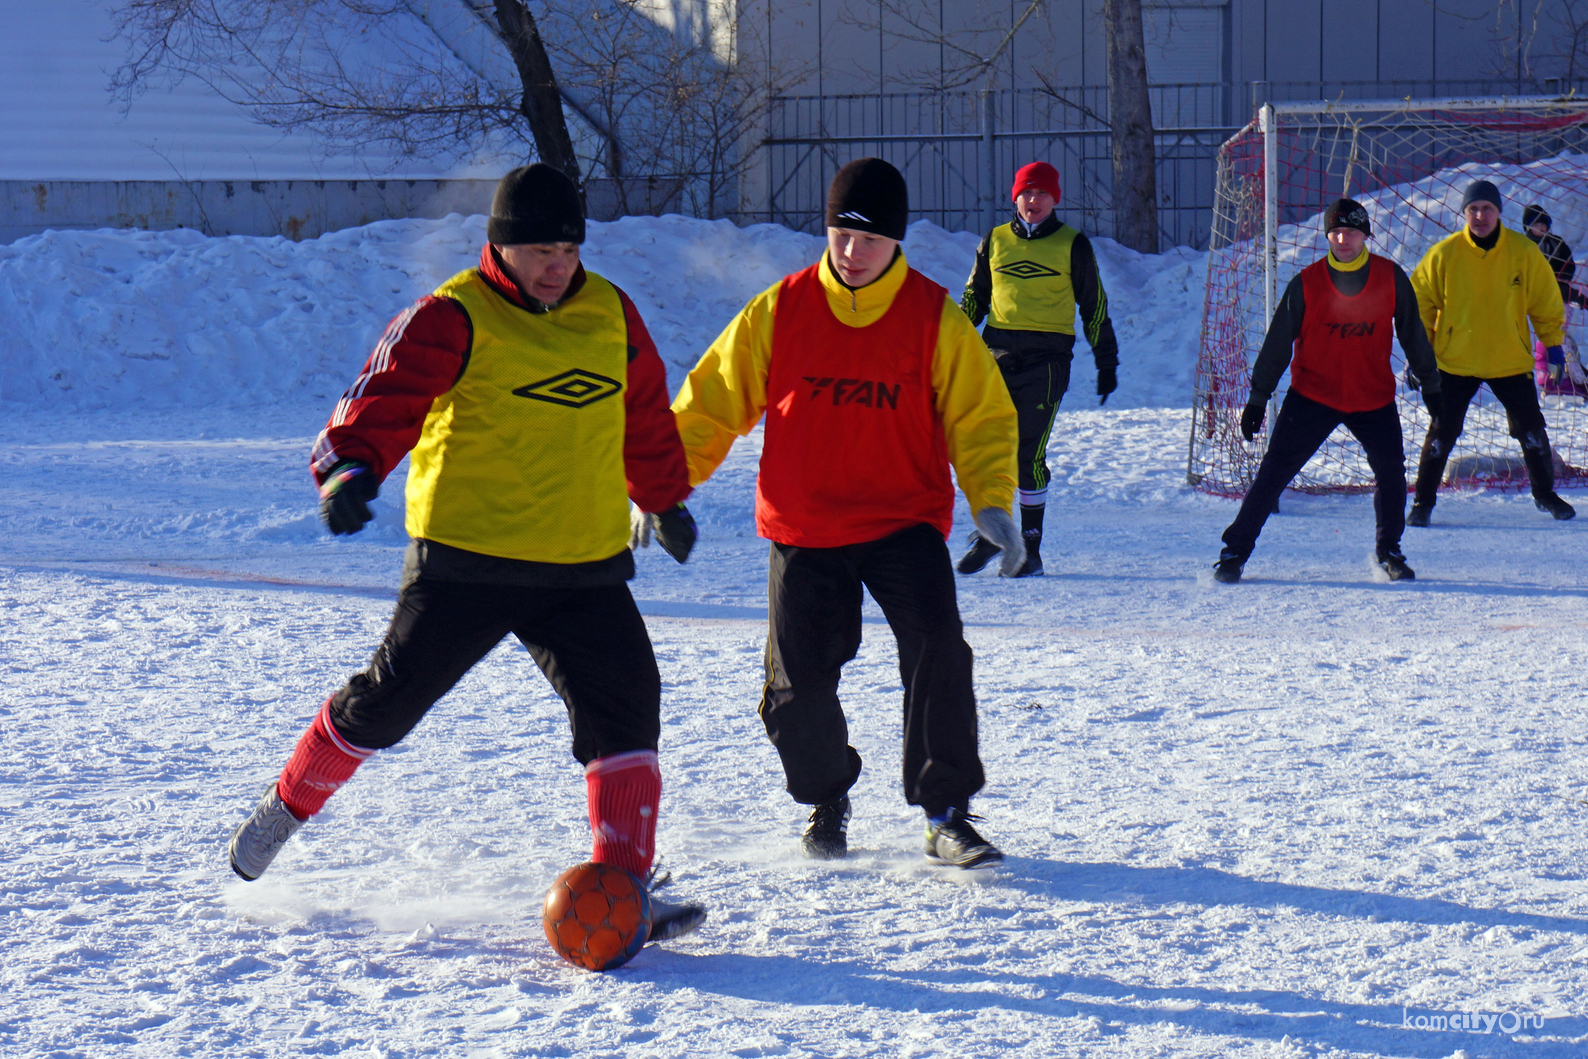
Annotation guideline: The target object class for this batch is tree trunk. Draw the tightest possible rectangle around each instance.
[493,0,582,186]
[1103,0,1158,253]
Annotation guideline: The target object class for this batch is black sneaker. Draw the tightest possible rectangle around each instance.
[1378,552,1416,581]
[1406,502,1432,527]
[924,810,1003,869]
[956,533,1001,574]
[1000,550,1044,578]
[1536,492,1577,520]
[643,866,706,943]
[1212,553,1244,584]
[801,796,850,860]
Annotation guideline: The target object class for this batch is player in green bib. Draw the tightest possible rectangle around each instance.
[958,161,1120,577]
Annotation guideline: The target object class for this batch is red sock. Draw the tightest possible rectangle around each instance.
[585,750,661,878]
[277,701,375,821]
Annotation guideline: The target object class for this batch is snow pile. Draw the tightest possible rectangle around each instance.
[1276,152,1588,274]
[0,213,1208,411]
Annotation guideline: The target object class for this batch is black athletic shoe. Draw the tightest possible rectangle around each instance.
[1212,553,1244,584]
[955,533,1000,575]
[1406,502,1432,527]
[1000,551,1044,578]
[924,810,1003,869]
[801,796,850,860]
[642,866,706,943]
[1536,492,1577,520]
[1377,552,1416,581]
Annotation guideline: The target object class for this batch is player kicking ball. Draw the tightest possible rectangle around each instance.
[226,164,706,945]
[671,158,1020,868]
[1213,198,1439,584]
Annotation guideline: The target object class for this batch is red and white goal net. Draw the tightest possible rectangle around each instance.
[1189,96,1588,497]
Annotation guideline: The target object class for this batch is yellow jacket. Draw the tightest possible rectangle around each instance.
[1410,225,1565,378]
[673,251,1017,518]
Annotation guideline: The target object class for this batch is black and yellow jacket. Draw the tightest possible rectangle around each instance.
[961,213,1119,369]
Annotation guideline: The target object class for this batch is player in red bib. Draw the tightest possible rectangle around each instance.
[672,159,1019,869]
[1212,198,1440,583]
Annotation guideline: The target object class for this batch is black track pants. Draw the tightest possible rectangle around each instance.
[1221,390,1407,560]
[1414,370,1551,506]
[1001,355,1071,493]
[760,523,984,816]
[326,578,661,764]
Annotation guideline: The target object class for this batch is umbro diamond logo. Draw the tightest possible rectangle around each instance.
[837,210,872,223]
[995,260,1065,279]
[513,369,623,408]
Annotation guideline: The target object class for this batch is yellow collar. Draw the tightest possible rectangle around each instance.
[1327,249,1368,272]
[1461,224,1506,252]
[818,250,908,327]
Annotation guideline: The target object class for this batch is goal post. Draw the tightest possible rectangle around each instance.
[1188,94,1588,498]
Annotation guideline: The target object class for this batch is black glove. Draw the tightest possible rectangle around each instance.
[1403,368,1422,392]
[319,460,378,536]
[1097,366,1117,405]
[1239,399,1266,442]
[651,503,698,564]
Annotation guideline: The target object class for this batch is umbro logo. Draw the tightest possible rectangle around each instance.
[803,376,901,408]
[513,369,623,407]
[995,260,1064,279]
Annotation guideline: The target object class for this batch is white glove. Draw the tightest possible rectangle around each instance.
[972,507,1026,577]
[628,502,651,550]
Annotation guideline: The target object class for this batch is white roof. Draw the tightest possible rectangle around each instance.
[0,0,516,180]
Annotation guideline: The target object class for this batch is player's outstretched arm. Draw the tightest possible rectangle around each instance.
[309,295,471,535]
[671,285,778,488]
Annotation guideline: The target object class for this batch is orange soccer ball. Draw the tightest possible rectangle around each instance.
[542,862,652,971]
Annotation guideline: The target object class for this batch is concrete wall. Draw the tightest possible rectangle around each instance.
[1,179,501,245]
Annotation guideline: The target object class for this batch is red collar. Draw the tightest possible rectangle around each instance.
[479,244,587,310]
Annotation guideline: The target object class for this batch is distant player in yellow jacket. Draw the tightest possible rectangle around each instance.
[672,158,1019,869]
[1408,179,1575,524]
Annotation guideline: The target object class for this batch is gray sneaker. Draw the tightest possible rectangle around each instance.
[228,783,305,881]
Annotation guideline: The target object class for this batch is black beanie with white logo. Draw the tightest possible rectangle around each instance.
[1460,179,1503,213]
[825,158,909,241]
[487,163,585,246]
[1323,197,1371,237]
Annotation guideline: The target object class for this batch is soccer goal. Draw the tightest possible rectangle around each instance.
[1188,94,1588,497]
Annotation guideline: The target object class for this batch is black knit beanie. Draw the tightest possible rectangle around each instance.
[1523,203,1552,229]
[1323,197,1371,237]
[487,163,585,246]
[825,158,909,241]
[1460,179,1502,212]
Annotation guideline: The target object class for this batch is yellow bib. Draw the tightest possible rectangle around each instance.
[987,222,1079,334]
[405,269,632,563]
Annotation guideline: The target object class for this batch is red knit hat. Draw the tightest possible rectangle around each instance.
[1011,161,1061,203]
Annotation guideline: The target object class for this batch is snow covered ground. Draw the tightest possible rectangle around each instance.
[2,216,1587,1058]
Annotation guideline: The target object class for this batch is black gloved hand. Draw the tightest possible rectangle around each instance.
[319,460,378,536]
[1239,399,1266,442]
[1403,368,1422,392]
[1097,366,1118,405]
[651,503,698,564]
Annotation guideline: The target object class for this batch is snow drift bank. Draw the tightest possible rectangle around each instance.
[0,214,1206,410]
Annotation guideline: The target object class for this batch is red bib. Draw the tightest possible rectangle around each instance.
[757,263,953,547]
[1290,254,1397,412]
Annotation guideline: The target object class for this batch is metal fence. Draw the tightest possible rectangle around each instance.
[753,79,1582,249]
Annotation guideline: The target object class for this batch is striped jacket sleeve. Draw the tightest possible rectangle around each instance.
[309,295,472,486]
[1069,233,1120,368]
